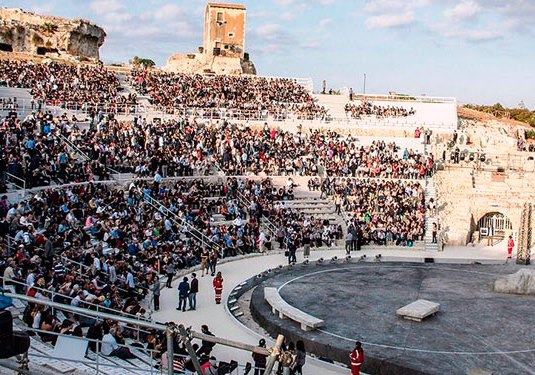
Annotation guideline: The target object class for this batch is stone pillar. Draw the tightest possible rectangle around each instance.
[516,202,531,265]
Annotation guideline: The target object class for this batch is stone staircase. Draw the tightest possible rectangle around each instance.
[312,93,348,120]
[269,179,345,250]
[116,74,154,111]
[424,178,439,251]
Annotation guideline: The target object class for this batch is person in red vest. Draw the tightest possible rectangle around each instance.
[507,235,515,259]
[349,341,364,375]
[212,271,224,304]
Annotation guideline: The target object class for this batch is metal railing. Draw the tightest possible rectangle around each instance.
[57,256,151,301]
[1,277,152,328]
[0,232,150,300]
[138,188,224,254]
[18,327,160,374]
[2,292,276,375]
[210,160,280,241]
[0,95,458,129]
[5,172,26,193]
[0,96,152,117]
[55,131,121,175]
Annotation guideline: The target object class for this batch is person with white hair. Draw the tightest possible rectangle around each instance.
[101,326,136,359]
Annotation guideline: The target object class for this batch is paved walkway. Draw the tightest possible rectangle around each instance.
[153,242,517,374]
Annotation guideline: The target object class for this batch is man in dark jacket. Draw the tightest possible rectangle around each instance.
[196,325,216,356]
[188,273,198,310]
[252,338,268,375]
[166,261,175,288]
[176,277,189,312]
[44,237,55,260]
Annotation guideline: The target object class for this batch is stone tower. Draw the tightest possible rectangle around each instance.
[203,3,246,59]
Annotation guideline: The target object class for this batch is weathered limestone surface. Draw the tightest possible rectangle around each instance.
[0,8,105,60]
[165,52,255,75]
[396,299,440,321]
[494,269,535,295]
[434,116,535,246]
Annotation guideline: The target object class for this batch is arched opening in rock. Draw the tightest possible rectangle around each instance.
[477,212,512,244]
[36,47,58,55]
[0,43,13,52]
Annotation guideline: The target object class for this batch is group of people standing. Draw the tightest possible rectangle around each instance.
[176,273,199,312]
[171,271,224,311]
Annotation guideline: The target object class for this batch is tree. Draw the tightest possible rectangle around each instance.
[40,22,58,34]
[130,56,156,69]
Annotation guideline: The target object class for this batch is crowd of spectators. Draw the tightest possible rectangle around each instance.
[0,171,329,371]
[0,58,436,372]
[0,110,111,190]
[239,177,343,254]
[130,69,328,120]
[345,101,415,119]
[322,177,426,247]
[0,60,135,112]
[215,124,433,179]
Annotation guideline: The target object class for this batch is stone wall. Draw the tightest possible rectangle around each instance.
[434,116,535,246]
[164,52,255,75]
[204,3,246,59]
[0,8,105,61]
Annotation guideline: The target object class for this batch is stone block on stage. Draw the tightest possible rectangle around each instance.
[396,299,440,322]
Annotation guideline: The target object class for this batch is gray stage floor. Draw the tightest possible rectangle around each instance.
[250,262,535,375]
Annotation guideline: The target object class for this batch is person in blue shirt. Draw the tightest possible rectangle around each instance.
[176,277,190,312]
[25,138,35,149]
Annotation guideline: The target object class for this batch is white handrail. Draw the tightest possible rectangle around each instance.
[138,188,224,253]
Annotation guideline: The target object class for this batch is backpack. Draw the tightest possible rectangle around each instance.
[0,287,13,310]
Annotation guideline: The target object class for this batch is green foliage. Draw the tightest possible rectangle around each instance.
[526,130,535,139]
[32,33,44,45]
[40,22,58,34]
[130,56,156,68]
[464,103,535,127]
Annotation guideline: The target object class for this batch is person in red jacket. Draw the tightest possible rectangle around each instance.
[212,271,224,304]
[507,235,515,259]
[349,341,364,375]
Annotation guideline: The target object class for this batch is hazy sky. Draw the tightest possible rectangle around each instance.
[3,0,535,107]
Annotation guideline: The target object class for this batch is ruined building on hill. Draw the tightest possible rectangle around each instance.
[165,3,256,75]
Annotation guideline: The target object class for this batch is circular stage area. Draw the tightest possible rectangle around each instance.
[246,262,535,375]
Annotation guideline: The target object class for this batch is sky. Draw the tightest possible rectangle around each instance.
[3,0,535,108]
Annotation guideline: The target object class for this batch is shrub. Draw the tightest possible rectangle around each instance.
[32,33,44,45]
[40,22,58,34]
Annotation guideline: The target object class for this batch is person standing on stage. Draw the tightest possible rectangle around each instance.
[507,235,515,259]
[212,271,224,304]
[165,261,175,288]
[176,277,189,312]
[189,273,198,310]
[209,250,218,276]
[349,341,364,375]
[152,275,160,311]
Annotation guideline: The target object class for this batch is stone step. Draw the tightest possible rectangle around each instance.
[210,219,249,226]
[293,207,336,213]
[277,201,333,207]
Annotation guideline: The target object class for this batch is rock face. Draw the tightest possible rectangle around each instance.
[241,58,256,75]
[165,52,256,75]
[0,8,105,60]
[494,269,535,295]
